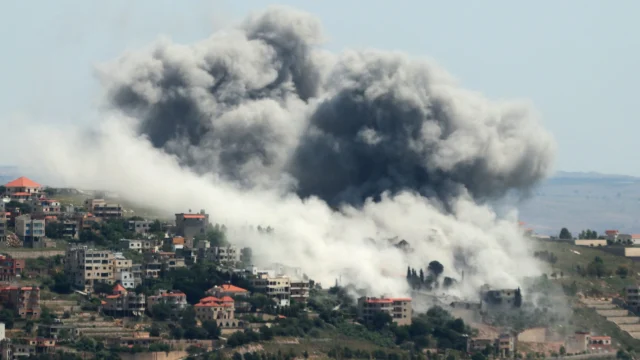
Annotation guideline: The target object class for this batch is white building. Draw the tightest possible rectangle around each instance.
[119,239,156,253]
[116,271,135,289]
[210,246,241,264]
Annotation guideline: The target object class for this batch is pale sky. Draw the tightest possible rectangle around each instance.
[1,1,638,176]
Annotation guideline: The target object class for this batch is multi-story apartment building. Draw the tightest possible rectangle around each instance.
[119,238,157,253]
[102,283,146,317]
[0,285,41,318]
[194,295,239,328]
[84,199,123,219]
[480,288,521,311]
[1,338,56,358]
[76,213,101,232]
[128,220,153,234]
[31,198,61,216]
[15,215,45,248]
[0,202,6,242]
[3,177,41,200]
[625,285,640,311]
[357,297,412,326]
[147,290,188,313]
[144,261,162,279]
[62,220,78,239]
[115,271,136,289]
[65,246,115,292]
[290,280,310,304]
[0,254,25,282]
[210,246,241,264]
[113,253,133,272]
[174,212,210,246]
[251,273,291,307]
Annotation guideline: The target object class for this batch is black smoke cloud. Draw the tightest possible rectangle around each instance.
[99,6,554,207]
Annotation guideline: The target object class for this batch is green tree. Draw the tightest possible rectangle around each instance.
[559,228,572,240]
[428,261,444,278]
[371,311,393,330]
[203,320,221,339]
[45,222,66,239]
[559,346,566,356]
[616,266,630,279]
[151,303,173,321]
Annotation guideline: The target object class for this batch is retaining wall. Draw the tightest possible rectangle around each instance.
[606,316,640,325]
[596,309,629,317]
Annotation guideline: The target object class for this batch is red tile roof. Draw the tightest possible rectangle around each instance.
[221,296,234,302]
[605,230,619,235]
[5,177,41,188]
[11,192,32,196]
[113,283,126,292]
[182,214,205,219]
[220,284,248,293]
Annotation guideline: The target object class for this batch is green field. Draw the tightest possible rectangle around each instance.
[535,240,638,295]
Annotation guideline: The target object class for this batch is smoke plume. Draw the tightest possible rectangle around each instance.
[15,6,555,300]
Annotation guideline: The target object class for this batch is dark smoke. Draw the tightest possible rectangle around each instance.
[99,6,554,207]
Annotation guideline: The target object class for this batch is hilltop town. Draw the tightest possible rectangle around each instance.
[0,176,639,360]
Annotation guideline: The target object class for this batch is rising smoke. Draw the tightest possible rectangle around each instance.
[15,6,555,301]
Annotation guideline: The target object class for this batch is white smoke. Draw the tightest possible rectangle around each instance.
[8,6,555,302]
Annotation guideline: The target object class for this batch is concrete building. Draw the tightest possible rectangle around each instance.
[85,199,123,219]
[210,246,241,264]
[605,230,619,242]
[589,336,612,352]
[128,220,153,234]
[15,215,45,248]
[290,280,310,304]
[115,271,135,289]
[357,297,412,326]
[3,177,41,199]
[480,288,521,311]
[174,212,210,245]
[251,273,291,306]
[65,246,115,292]
[77,213,101,232]
[0,254,25,282]
[566,332,591,354]
[194,296,239,328]
[119,238,157,253]
[574,239,607,247]
[62,220,78,239]
[31,198,61,216]
[207,284,250,298]
[102,283,146,317]
[0,203,6,242]
[624,285,640,312]
[147,290,188,313]
[496,333,517,357]
[0,286,41,319]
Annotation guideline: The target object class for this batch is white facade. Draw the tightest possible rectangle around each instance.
[0,322,5,340]
[116,271,135,289]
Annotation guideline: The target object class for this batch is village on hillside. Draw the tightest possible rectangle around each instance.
[0,176,638,360]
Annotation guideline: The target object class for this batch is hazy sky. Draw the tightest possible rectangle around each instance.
[1,1,638,176]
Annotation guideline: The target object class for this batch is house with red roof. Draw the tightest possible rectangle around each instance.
[3,177,42,201]
[102,283,146,317]
[194,294,240,328]
[357,296,412,326]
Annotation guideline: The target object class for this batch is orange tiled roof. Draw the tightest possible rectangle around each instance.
[199,296,220,303]
[220,284,248,293]
[106,294,121,299]
[11,192,32,196]
[162,291,186,297]
[113,283,126,292]
[5,177,41,188]
[172,237,185,245]
[182,214,205,219]
[221,296,234,302]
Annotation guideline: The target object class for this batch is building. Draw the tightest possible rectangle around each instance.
[624,285,640,312]
[77,213,100,232]
[632,235,640,245]
[210,246,241,264]
[3,338,56,358]
[251,273,291,306]
[467,338,494,353]
[480,288,522,311]
[605,230,619,242]
[207,284,250,298]
[144,261,162,279]
[496,333,517,357]
[589,336,612,352]
[3,177,42,198]
[85,199,123,219]
[0,203,6,242]
[566,332,591,354]
[106,332,162,348]
[65,246,115,292]
[618,234,632,243]
[62,220,78,239]
[147,290,188,313]
[357,297,412,326]
[128,220,153,234]
[119,238,157,253]
[175,212,210,246]
[290,280,310,304]
[15,215,45,248]
[0,255,25,282]
[115,271,135,289]
[0,286,41,318]
[194,296,239,328]
[32,198,61,216]
[102,283,146,317]
[574,239,607,247]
